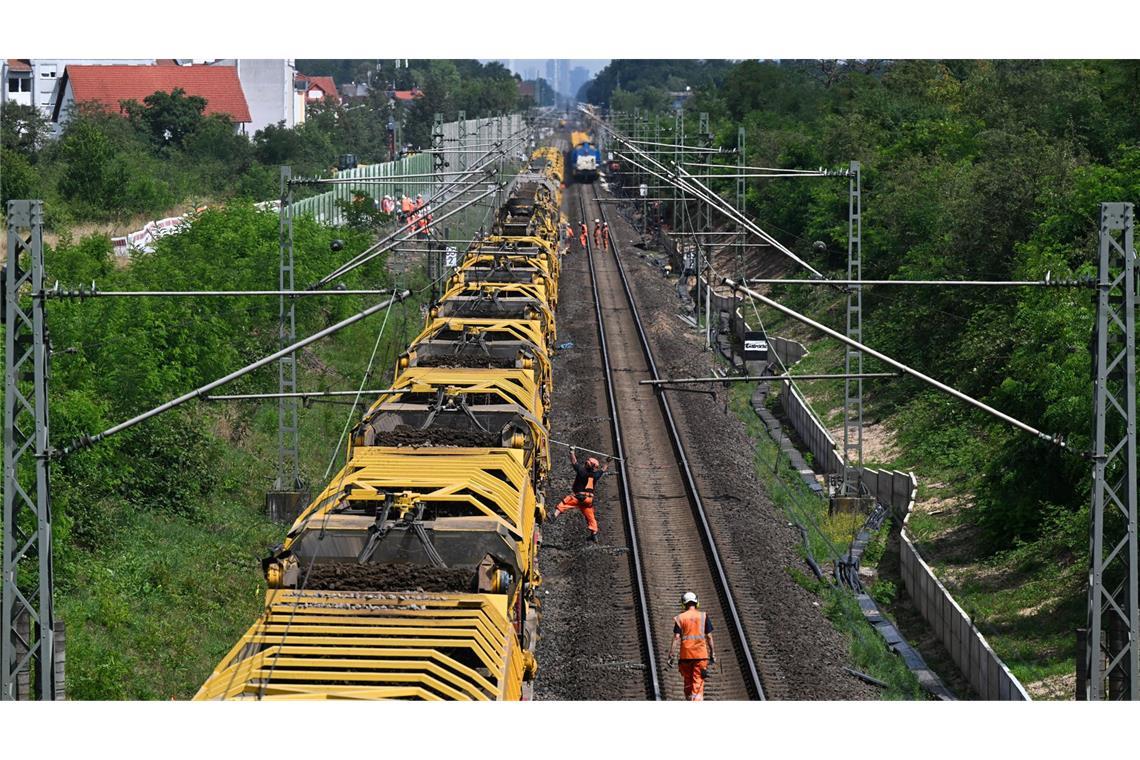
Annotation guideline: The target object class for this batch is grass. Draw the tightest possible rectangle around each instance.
[726,379,925,700]
[51,257,436,699]
[768,317,1086,698]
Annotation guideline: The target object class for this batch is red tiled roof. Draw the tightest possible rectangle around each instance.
[393,88,424,101]
[57,64,251,123]
[297,74,338,101]
[7,59,32,72]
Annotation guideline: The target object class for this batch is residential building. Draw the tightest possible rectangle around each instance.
[52,64,252,132]
[209,59,299,134]
[3,58,154,119]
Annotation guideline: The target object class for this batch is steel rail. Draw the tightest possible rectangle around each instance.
[590,186,767,700]
[578,192,661,702]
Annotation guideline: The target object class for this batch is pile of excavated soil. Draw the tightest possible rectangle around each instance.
[305,562,473,592]
[372,424,499,448]
[417,354,516,369]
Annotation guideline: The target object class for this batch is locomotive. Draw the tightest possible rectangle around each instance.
[195,146,565,701]
[569,130,601,183]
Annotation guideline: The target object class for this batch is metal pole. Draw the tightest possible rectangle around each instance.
[431,114,445,304]
[1085,202,1138,700]
[59,292,411,456]
[726,279,1071,450]
[843,160,863,496]
[205,389,401,401]
[276,168,301,491]
[737,127,746,282]
[315,184,502,288]
[45,289,399,299]
[724,278,1089,287]
[3,199,56,700]
[672,111,679,233]
[640,372,900,385]
[458,110,468,232]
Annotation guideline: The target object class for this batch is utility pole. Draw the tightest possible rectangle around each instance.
[842,161,864,496]
[672,111,680,234]
[736,126,746,281]
[700,112,712,349]
[431,113,445,303]
[458,110,467,232]
[268,168,305,523]
[1085,202,1138,700]
[2,200,58,700]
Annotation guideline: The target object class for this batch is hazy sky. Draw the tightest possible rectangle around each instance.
[485,59,611,80]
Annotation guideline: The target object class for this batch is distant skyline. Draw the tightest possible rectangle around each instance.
[484,59,610,94]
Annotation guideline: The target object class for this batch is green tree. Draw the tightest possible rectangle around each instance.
[57,118,125,212]
[0,101,53,157]
[122,88,207,148]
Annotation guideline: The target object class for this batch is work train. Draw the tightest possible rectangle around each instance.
[195,147,566,700]
[568,130,601,183]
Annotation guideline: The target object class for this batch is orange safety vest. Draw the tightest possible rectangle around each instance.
[401,197,414,213]
[674,608,709,660]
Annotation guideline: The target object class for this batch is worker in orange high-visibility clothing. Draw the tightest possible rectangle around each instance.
[578,221,589,251]
[593,219,602,246]
[667,592,716,701]
[601,221,611,252]
[551,447,610,542]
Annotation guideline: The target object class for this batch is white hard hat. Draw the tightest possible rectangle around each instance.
[682,591,698,606]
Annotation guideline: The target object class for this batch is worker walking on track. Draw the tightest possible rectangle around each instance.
[667,592,716,701]
[552,446,610,542]
[593,219,602,246]
[579,221,589,251]
[602,221,610,252]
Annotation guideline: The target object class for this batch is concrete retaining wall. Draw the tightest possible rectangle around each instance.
[857,467,1031,700]
[766,336,1031,699]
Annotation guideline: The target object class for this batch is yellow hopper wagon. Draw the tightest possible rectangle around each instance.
[196,145,564,701]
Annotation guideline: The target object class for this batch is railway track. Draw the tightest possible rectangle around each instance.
[577,183,766,700]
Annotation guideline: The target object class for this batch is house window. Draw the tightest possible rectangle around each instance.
[7,78,17,92]
[20,78,31,92]
[40,65,57,78]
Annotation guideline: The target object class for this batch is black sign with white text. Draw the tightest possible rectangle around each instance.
[744,331,769,361]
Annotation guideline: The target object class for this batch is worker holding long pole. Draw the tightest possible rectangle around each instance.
[550,446,610,543]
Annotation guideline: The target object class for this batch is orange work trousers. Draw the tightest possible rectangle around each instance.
[679,659,709,701]
[579,234,588,250]
[555,493,598,533]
